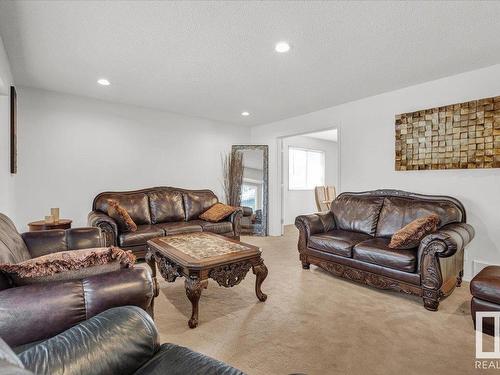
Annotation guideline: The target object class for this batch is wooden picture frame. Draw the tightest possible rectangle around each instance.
[10,86,17,174]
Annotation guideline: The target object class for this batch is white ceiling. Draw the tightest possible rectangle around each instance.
[1,1,500,126]
[304,129,338,143]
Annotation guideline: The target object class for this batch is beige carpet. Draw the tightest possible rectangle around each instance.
[154,226,481,375]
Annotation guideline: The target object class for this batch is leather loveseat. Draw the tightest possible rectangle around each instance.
[295,189,474,311]
[0,213,155,349]
[88,187,243,260]
[0,306,244,375]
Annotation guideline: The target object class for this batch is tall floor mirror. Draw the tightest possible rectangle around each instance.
[232,145,268,236]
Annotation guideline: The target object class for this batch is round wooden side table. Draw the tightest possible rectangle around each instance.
[28,219,72,232]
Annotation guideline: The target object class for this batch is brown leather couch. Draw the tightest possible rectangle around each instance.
[295,189,474,311]
[0,213,155,349]
[88,187,242,260]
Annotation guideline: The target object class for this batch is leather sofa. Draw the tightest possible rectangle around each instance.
[295,189,474,311]
[0,213,155,349]
[88,187,243,260]
[0,306,244,375]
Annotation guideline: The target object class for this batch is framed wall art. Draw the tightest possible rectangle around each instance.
[395,96,500,170]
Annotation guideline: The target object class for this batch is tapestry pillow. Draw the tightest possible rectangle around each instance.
[388,214,440,250]
[0,247,135,286]
[199,203,237,223]
[107,199,137,232]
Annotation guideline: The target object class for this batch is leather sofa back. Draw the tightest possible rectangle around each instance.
[148,189,184,223]
[0,214,31,265]
[182,190,218,221]
[330,195,385,235]
[376,196,464,238]
[94,192,152,225]
[92,187,219,223]
[330,190,466,238]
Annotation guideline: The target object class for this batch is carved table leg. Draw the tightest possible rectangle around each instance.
[252,260,268,302]
[185,277,208,328]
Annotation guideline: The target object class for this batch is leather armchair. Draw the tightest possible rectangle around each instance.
[1,306,244,375]
[0,213,156,348]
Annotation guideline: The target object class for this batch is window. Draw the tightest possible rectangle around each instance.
[288,147,325,190]
[241,183,258,210]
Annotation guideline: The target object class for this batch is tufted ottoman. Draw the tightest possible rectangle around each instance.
[470,266,500,336]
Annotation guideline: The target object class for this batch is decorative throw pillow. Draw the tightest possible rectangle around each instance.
[0,247,135,285]
[199,203,237,223]
[107,199,137,232]
[388,214,440,249]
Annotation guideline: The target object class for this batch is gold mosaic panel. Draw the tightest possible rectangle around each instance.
[159,233,252,259]
[395,96,500,170]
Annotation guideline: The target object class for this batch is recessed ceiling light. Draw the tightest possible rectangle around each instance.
[275,41,290,53]
[97,78,110,86]
[241,111,250,116]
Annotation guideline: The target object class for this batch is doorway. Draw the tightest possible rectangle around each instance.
[278,128,340,235]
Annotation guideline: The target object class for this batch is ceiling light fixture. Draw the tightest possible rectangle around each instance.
[241,111,250,116]
[97,78,110,86]
[275,41,290,53]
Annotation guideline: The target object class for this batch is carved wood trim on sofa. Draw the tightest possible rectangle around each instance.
[303,253,423,297]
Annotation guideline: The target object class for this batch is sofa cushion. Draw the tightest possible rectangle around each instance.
[155,222,202,235]
[1,247,135,286]
[119,225,164,247]
[191,220,233,235]
[376,196,463,238]
[96,193,152,225]
[148,190,185,224]
[182,191,218,221]
[107,199,138,233]
[330,195,385,236]
[308,230,371,257]
[389,214,440,249]
[199,203,237,223]
[353,238,417,272]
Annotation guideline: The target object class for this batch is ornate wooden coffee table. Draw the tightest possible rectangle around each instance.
[146,232,268,328]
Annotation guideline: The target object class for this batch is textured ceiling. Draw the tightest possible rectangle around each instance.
[1,1,500,126]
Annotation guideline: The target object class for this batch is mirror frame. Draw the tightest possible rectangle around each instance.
[232,145,269,236]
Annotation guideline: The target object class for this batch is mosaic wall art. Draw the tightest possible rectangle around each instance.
[395,96,500,170]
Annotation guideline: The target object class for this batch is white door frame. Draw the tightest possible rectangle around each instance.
[276,126,341,235]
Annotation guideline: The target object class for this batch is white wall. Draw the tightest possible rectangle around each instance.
[15,87,249,229]
[0,35,15,216]
[283,135,338,225]
[251,64,500,280]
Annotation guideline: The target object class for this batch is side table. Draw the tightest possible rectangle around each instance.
[28,219,72,232]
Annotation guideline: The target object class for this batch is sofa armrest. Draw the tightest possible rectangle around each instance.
[418,222,475,262]
[88,211,118,246]
[19,306,159,375]
[0,268,154,348]
[418,222,474,309]
[295,212,335,252]
[226,208,243,238]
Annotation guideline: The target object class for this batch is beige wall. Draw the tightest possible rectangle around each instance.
[251,64,500,281]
